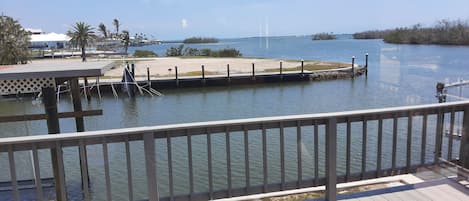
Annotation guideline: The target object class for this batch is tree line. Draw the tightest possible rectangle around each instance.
[183,37,219,44]
[353,19,469,45]
[165,45,241,57]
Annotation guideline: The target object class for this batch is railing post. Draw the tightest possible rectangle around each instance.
[143,133,159,201]
[326,117,337,201]
[459,107,469,168]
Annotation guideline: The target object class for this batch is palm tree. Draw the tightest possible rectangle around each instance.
[67,22,96,62]
[113,18,120,38]
[98,23,107,38]
[121,30,130,55]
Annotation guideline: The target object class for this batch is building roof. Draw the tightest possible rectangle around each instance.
[30,32,71,43]
[0,60,114,80]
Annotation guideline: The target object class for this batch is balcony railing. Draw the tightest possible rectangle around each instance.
[0,101,468,201]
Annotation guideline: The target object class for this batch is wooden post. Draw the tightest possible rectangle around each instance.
[301,59,304,74]
[202,65,205,79]
[351,56,355,78]
[459,107,469,169]
[227,64,231,83]
[131,63,135,78]
[147,67,151,89]
[202,65,206,85]
[252,63,255,80]
[175,66,179,87]
[42,87,66,201]
[84,77,91,101]
[69,78,90,193]
[365,53,369,77]
[326,117,337,201]
[280,61,283,74]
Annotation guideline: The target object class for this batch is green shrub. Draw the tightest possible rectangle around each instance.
[134,50,158,57]
[165,44,184,56]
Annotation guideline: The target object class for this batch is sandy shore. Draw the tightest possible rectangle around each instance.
[104,57,336,77]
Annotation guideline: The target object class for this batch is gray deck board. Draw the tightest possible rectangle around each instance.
[327,178,469,201]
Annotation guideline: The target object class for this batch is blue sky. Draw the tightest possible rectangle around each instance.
[2,0,469,40]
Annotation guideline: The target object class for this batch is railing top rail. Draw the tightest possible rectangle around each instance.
[1,100,468,145]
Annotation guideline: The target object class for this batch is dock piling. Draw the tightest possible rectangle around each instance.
[175,66,179,87]
[365,53,369,77]
[252,63,255,80]
[202,65,206,84]
[352,56,355,78]
[301,59,304,75]
[280,61,283,75]
[147,67,151,89]
[227,64,231,83]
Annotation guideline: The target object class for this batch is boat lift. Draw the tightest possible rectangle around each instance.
[436,79,469,139]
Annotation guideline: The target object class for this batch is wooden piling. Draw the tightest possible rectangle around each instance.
[84,77,91,101]
[70,78,90,191]
[301,59,304,74]
[147,67,151,88]
[227,64,231,83]
[43,87,66,201]
[252,63,255,80]
[280,61,283,74]
[352,56,355,78]
[130,63,136,97]
[175,66,179,87]
[202,65,206,84]
[365,53,368,77]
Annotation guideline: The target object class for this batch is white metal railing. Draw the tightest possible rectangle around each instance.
[1,101,468,201]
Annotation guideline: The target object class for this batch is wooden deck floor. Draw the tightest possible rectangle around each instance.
[332,178,469,201]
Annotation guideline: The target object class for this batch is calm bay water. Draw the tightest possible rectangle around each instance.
[1,36,469,200]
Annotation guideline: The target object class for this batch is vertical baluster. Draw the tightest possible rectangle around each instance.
[143,133,159,201]
[262,124,268,192]
[392,115,398,171]
[78,140,90,201]
[325,118,337,201]
[102,138,112,201]
[54,141,67,201]
[346,119,351,182]
[459,107,469,168]
[421,114,428,165]
[31,144,44,201]
[243,126,250,193]
[124,136,134,201]
[448,111,455,160]
[314,121,319,185]
[187,130,194,196]
[435,111,444,163]
[8,145,19,201]
[361,117,367,179]
[226,127,232,197]
[166,132,174,200]
[207,128,213,199]
[280,122,285,190]
[297,121,302,187]
[406,112,413,173]
[377,118,383,177]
